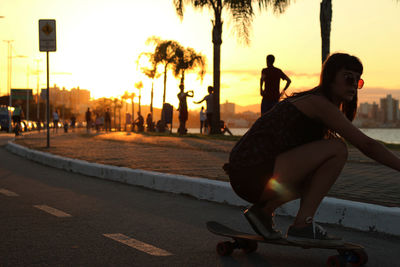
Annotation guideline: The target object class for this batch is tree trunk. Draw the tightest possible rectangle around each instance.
[118,104,121,131]
[163,65,167,104]
[139,88,142,115]
[211,5,222,134]
[113,103,116,131]
[131,96,135,131]
[320,0,332,64]
[150,82,154,117]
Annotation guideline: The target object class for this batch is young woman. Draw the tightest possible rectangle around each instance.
[224,53,400,244]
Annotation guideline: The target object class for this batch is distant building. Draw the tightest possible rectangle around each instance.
[221,100,235,116]
[41,84,90,119]
[380,94,399,123]
[371,102,379,121]
[359,102,372,116]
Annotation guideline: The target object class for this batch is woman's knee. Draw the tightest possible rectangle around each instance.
[329,138,348,160]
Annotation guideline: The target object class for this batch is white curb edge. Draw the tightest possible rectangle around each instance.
[6,141,400,236]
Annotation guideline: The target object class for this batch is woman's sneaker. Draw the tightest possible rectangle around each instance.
[243,204,282,240]
[286,218,343,245]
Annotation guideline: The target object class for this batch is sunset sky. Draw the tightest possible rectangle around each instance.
[1,0,399,110]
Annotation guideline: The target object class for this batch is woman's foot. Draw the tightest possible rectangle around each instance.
[286,217,343,245]
[243,204,282,240]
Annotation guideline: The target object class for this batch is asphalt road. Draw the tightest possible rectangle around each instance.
[1,142,399,266]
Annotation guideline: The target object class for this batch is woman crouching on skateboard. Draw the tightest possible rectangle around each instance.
[223,53,400,244]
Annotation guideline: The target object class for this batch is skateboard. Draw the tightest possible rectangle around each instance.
[207,221,368,267]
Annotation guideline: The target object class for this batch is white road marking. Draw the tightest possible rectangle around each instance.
[0,188,19,197]
[33,205,72,217]
[103,233,172,256]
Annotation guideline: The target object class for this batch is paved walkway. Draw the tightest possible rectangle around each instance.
[9,131,400,207]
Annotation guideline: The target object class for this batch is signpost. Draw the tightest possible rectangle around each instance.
[11,89,33,100]
[39,19,56,148]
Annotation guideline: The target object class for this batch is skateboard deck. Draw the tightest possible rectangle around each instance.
[207,221,368,266]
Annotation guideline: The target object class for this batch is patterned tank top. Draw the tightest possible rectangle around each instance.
[227,98,328,173]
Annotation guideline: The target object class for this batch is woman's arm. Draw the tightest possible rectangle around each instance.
[194,96,205,104]
[311,95,400,172]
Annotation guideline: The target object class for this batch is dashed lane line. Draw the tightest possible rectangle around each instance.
[0,188,19,197]
[33,205,72,218]
[103,233,172,256]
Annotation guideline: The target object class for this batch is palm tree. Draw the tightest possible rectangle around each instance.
[173,46,206,87]
[146,37,182,104]
[135,81,144,115]
[137,52,161,118]
[112,98,122,131]
[174,0,291,133]
[142,67,160,117]
[122,91,131,130]
[320,0,332,64]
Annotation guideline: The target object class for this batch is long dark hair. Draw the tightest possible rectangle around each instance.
[288,53,363,122]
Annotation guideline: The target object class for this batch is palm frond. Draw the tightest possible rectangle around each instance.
[174,0,212,19]
[257,0,292,14]
[224,0,292,44]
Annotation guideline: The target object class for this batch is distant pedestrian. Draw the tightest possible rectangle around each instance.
[85,108,92,133]
[194,86,214,134]
[37,119,42,133]
[260,54,291,115]
[200,106,206,134]
[53,110,59,133]
[146,113,154,132]
[177,83,194,135]
[104,108,111,132]
[70,115,76,132]
[12,104,24,136]
[63,120,69,133]
[134,112,144,132]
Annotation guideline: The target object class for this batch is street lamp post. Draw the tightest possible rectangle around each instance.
[3,40,14,133]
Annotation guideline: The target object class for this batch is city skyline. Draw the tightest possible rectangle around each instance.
[1,0,399,110]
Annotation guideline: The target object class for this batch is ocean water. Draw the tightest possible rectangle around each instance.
[187,128,400,144]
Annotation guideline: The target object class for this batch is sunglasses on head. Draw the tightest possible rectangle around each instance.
[344,73,364,89]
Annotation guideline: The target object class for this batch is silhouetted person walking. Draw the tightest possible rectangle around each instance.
[104,108,111,132]
[134,112,144,132]
[200,106,206,134]
[85,108,92,133]
[177,84,194,135]
[146,113,154,132]
[70,115,76,132]
[53,110,59,133]
[260,55,291,115]
[12,104,24,136]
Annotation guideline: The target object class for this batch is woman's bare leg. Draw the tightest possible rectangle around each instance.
[258,139,348,225]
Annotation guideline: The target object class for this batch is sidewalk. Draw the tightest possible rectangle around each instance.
[13,131,400,207]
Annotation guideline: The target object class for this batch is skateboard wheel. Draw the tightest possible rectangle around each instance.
[326,255,346,267]
[242,240,258,254]
[216,241,234,256]
[350,249,368,266]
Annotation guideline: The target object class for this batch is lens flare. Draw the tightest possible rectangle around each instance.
[267,178,289,197]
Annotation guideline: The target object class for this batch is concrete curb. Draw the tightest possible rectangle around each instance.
[6,141,400,236]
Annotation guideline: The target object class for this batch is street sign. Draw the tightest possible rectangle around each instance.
[39,19,56,52]
[11,89,33,100]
